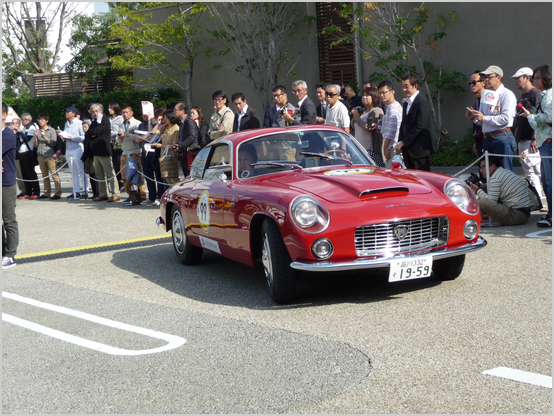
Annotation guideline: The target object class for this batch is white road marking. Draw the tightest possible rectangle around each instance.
[483,367,552,389]
[2,292,186,356]
[526,229,552,239]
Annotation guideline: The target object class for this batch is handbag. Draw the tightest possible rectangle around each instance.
[159,145,179,179]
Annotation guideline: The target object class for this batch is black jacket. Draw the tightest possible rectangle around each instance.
[291,97,317,125]
[233,106,261,132]
[85,115,112,158]
[399,93,434,159]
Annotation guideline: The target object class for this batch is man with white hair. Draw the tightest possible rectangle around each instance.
[281,80,317,125]
[324,84,350,133]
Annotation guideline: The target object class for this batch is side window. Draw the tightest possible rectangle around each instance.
[203,144,232,181]
[190,147,211,179]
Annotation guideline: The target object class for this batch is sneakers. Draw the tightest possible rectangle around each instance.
[153,199,161,206]
[66,193,81,199]
[28,195,39,200]
[80,193,89,199]
[537,217,552,228]
[18,194,29,200]
[67,195,80,201]
[140,199,154,206]
[2,256,16,270]
[17,192,25,198]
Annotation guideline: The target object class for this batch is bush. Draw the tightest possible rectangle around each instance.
[430,129,480,167]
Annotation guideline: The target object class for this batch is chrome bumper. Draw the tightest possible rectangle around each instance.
[290,236,487,272]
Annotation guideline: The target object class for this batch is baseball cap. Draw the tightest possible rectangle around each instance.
[480,65,503,77]
[65,106,80,115]
[512,67,533,78]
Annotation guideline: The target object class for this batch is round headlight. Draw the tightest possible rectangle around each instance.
[294,200,318,227]
[290,196,330,234]
[445,179,479,215]
[312,239,334,259]
[464,220,479,239]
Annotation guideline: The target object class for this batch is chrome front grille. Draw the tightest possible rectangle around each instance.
[355,217,449,257]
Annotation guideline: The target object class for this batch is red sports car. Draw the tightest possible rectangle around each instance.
[157,125,486,304]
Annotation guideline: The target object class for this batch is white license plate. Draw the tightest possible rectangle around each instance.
[389,256,433,282]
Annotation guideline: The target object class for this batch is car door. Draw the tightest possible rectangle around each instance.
[189,143,232,255]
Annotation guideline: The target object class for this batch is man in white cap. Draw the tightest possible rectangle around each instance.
[512,67,544,202]
[466,65,517,171]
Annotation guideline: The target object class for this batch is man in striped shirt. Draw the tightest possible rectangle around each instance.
[469,156,533,225]
[378,80,403,167]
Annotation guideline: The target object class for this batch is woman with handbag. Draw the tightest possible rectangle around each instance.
[155,110,181,185]
[189,106,208,169]
[352,87,386,167]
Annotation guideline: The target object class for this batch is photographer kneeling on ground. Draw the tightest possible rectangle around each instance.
[469,156,533,226]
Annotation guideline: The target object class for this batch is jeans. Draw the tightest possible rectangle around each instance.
[483,131,516,171]
[539,140,552,219]
[141,151,166,201]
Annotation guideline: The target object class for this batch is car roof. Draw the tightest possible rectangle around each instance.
[213,125,348,146]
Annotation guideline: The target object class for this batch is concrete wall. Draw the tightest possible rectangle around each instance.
[135,2,551,141]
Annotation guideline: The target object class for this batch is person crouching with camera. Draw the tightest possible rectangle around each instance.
[469,156,533,226]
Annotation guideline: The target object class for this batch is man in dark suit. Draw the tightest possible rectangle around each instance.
[84,103,120,201]
[281,80,317,125]
[231,92,261,132]
[395,74,434,171]
[315,82,327,124]
[175,101,198,177]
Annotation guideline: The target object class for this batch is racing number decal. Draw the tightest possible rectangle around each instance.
[197,191,210,233]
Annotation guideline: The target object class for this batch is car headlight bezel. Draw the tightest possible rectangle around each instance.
[290,195,330,234]
[444,178,479,215]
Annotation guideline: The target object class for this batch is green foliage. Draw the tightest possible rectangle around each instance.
[66,13,124,89]
[430,129,478,166]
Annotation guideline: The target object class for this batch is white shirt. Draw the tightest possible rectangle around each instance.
[236,104,249,131]
[404,90,419,115]
[324,101,350,129]
[475,84,517,133]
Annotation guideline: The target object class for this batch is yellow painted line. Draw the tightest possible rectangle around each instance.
[16,234,171,259]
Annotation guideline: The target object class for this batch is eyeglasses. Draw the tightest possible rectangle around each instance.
[213,98,224,103]
[484,75,497,80]
[326,92,338,97]
[379,90,391,96]
[292,89,304,95]
[272,93,284,98]
[479,165,487,170]
[468,80,482,86]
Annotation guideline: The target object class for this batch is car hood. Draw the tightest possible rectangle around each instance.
[267,167,434,203]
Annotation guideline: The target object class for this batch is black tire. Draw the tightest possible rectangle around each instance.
[171,204,203,265]
[432,255,465,281]
[261,218,296,304]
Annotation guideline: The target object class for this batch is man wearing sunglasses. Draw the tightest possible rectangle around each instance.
[324,84,350,134]
[465,71,485,157]
[467,65,517,171]
[469,156,532,226]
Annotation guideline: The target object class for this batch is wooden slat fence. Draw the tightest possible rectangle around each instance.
[30,71,132,98]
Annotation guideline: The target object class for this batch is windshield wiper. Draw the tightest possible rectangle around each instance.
[300,152,354,166]
[251,162,303,171]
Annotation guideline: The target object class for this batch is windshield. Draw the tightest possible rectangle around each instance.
[236,130,375,179]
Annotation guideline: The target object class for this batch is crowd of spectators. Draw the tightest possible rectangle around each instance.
[5,65,551,229]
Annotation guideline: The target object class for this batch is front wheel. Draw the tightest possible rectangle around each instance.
[261,219,296,304]
[432,255,465,281]
[171,204,203,265]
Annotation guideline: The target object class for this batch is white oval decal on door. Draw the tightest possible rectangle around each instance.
[197,191,210,234]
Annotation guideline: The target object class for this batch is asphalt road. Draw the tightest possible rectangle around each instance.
[2,167,552,413]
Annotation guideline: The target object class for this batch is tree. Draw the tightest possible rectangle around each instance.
[65,13,125,93]
[204,2,313,111]
[2,2,84,96]
[322,2,466,144]
[109,2,211,106]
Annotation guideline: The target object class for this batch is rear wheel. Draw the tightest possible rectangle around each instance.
[432,255,465,281]
[261,219,296,304]
[171,205,203,265]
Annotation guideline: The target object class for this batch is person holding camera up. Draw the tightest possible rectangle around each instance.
[280,80,317,126]
[263,85,295,128]
[468,156,533,226]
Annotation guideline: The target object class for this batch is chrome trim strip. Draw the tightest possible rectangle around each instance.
[290,236,487,272]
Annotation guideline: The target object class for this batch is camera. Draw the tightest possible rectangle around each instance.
[353,106,363,114]
[465,172,481,187]
[516,99,532,115]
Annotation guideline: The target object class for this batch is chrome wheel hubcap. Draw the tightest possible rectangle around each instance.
[261,233,273,288]
[172,211,185,254]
